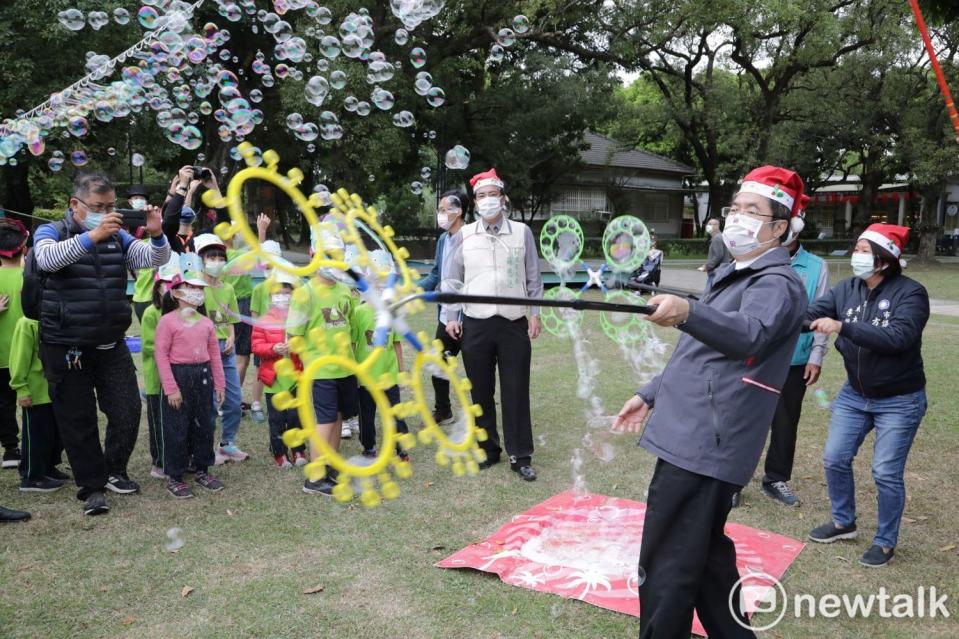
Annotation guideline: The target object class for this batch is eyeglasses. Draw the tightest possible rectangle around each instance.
[75,197,117,214]
[721,206,774,219]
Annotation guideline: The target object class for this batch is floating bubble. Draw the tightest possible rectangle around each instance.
[48,153,65,172]
[395,28,409,46]
[444,144,470,170]
[305,75,329,106]
[496,28,516,47]
[409,47,427,68]
[410,181,423,195]
[70,150,88,167]
[420,166,432,180]
[488,44,504,64]
[329,70,347,89]
[132,152,145,167]
[113,7,130,25]
[58,9,86,31]
[371,87,395,110]
[320,35,341,59]
[316,6,332,25]
[356,101,371,116]
[165,527,185,552]
[88,11,110,30]
[512,14,530,33]
[392,110,415,128]
[138,6,160,29]
[67,116,89,138]
[344,96,359,112]
[426,87,445,107]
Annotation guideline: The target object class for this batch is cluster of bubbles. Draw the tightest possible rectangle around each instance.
[486,14,530,65]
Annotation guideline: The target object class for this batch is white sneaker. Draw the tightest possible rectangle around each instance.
[341,417,356,439]
[219,444,249,461]
[150,465,167,480]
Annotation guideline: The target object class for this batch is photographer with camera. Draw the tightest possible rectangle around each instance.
[162,165,225,253]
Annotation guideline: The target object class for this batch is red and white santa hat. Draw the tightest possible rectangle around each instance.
[738,165,810,239]
[860,223,909,266]
[469,168,505,193]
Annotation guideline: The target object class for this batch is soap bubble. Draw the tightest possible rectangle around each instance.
[356,101,371,116]
[329,70,347,89]
[70,150,88,167]
[488,44,504,64]
[409,47,427,68]
[371,87,395,110]
[444,144,470,170]
[305,75,329,106]
[316,6,332,24]
[420,166,432,180]
[392,110,415,128]
[165,527,185,552]
[320,35,341,58]
[107,147,116,157]
[512,15,530,33]
[394,28,409,46]
[58,9,86,31]
[426,87,445,107]
[67,116,89,138]
[48,153,65,172]
[87,11,110,31]
[132,152,145,167]
[497,28,516,47]
[113,7,131,25]
[138,6,160,29]
[410,181,423,195]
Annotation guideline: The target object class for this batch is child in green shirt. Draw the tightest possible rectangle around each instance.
[0,218,28,469]
[9,317,66,492]
[195,234,247,462]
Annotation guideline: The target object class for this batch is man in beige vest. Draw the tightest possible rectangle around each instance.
[444,169,543,481]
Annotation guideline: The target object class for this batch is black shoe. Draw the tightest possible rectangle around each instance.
[432,409,454,425]
[45,467,71,481]
[361,448,377,459]
[105,475,140,494]
[859,544,894,567]
[808,521,858,543]
[19,477,64,493]
[731,490,741,508]
[761,480,799,507]
[303,478,335,495]
[2,448,21,469]
[0,505,30,522]
[513,465,537,481]
[478,456,501,470]
[83,492,110,516]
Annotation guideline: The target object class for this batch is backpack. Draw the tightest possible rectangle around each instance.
[21,220,68,321]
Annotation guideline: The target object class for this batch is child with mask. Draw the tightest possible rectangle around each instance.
[0,218,30,470]
[155,270,226,498]
[248,233,284,423]
[194,234,247,462]
[287,223,359,496]
[251,269,307,468]
[352,250,410,461]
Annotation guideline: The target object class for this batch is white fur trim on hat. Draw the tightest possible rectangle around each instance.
[859,229,901,258]
[472,177,504,192]
[739,180,796,211]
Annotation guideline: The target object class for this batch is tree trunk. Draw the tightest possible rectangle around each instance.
[2,162,34,216]
[914,187,942,263]
[706,181,735,222]
[854,168,884,236]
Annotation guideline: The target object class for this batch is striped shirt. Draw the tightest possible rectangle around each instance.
[34,213,170,273]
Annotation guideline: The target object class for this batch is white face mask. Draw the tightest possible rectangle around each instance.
[176,288,206,307]
[204,260,226,277]
[271,293,291,310]
[851,253,877,278]
[722,214,775,257]
[130,198,147,210]
[476,197,502,220]
[437,211,459,230]
[705,224,716,234]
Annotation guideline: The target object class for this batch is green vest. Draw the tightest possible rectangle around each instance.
[790,246,824,366]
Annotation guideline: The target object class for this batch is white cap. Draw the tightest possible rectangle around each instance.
[262,240,282,256]
[194,233,226,255]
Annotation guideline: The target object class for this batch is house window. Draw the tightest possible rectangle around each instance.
[551,188,608,214]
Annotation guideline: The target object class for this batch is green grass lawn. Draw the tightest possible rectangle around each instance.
[2,284,958,638]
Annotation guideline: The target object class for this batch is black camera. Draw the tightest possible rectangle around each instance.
[116,208,147,230]
[191,166,213,180]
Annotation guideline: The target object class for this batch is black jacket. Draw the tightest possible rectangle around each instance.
[805,273,929,398]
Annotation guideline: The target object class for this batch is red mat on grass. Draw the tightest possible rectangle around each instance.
[437,491,804,636]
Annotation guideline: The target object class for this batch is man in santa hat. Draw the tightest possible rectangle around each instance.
[613,165,809,637]
[443,169,544,482]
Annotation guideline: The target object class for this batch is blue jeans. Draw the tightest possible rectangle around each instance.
[213,339,243,446]
[823,383,927,548]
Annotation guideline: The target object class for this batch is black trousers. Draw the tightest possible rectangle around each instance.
[430,321,462,415]
[265,392,305,457]
[145,394,164,467]
[19,403,62,480]
[40,341,141,500]
[357,385,409,453]
[763,365,808,483]
[461,316,533,466]
[162,364,216,481]
[0,368,19,451]
[132,300,151,324]
[639,460,754,639]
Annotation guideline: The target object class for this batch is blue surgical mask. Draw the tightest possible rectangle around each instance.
[850,253,876,278]
[82,212,103,231]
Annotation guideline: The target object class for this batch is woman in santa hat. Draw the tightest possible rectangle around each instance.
[806,223,930,567]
